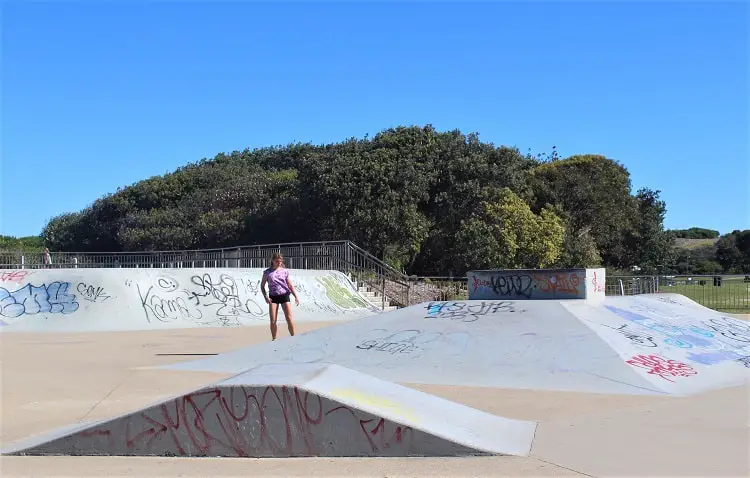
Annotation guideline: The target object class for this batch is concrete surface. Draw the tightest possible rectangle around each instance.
[163,294,750,396]
[1,323,747,477]
[0,268,378,331]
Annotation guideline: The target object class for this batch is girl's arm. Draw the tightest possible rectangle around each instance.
[286,277,300,305]
[260,273,270,303]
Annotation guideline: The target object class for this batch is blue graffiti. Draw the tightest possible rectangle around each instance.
[686,350,743,366]
[0,282,79,318]
[607,305,716,350]
[688,326,715,338]
[605,305,648,322]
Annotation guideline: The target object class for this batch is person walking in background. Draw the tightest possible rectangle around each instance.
[43,247,53,267]
[260,252,300,341]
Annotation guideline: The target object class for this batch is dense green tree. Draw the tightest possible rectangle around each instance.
[529,154,636,268]
[33,124,748,275]
[452,188,564,272]
[716,230,750,273]
[0,234,44,251]
[670,227,720,239]
[624,188,676,273]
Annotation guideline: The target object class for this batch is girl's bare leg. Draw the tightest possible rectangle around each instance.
[269,303,279,340]
[281,302,295,336]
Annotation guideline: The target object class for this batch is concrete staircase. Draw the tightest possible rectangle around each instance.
[351,278,398,312]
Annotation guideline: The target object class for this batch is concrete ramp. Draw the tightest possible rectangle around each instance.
[164,295,750,396]
[0,268,378,332]
[0,363,537,458]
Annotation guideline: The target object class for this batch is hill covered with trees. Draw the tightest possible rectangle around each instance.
[12,125,746,275]
[35,125,677,275]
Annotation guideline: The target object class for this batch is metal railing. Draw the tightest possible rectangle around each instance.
[2,245,748,312]
[0,241,414,308]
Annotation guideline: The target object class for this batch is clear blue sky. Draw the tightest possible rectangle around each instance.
[2,1,748,240]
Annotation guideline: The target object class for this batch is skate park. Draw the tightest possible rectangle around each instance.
[1,263,748,477]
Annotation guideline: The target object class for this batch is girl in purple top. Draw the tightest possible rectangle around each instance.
[260,253,300,340]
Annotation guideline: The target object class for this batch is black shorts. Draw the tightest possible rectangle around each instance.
[269,292,291,304]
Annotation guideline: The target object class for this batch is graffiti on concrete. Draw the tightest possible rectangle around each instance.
[424,300,518,322]
[68,385,418,457]
[0,282,79,318]
[603,304,750,369]
[76,282,112,303]
[469,270,586,300]
[625,354,698,382]
[0,270,33,283]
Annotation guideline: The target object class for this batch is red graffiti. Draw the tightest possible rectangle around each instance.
[591,271,603,293]
[0,270,30,283]
[70,385,414,456]
[532,272,581,295]
[471,276,492,292]
[626,354,698,382]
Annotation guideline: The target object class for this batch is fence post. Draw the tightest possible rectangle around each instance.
[618,279,624,295]
[382,276,386,310]
[74,257,78,269]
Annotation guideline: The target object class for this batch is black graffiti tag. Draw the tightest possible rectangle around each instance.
[703,317,750,344]
[136,283,203,323]
[188,273,264,319]
[601,323,657,347]
[356,329,460,356]
[76,282,112,303]
[490,274,535,299]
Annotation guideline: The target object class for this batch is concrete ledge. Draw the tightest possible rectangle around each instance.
[467,268,605,301]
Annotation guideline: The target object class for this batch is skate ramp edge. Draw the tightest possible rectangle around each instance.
[0,363,538,458]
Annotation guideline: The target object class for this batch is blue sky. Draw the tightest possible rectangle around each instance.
[2,1,748,240]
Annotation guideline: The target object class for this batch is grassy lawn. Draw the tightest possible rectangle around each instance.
[661,275,750,313]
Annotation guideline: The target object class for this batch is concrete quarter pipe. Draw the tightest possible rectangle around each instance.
[0,268,379,332]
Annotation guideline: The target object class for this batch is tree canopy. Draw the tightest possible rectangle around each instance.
[12,124,744,275]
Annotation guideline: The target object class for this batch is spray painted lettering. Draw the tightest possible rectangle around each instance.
[0,282,79,318]
[76,282,112,303]
[187,273,265,319]
[489,275,535,299]
[600,323,657,347]
[702,317,750,344]
[591,271,604,293]
[356,329,469,356]
[625,354,698,382]
[532,272,581,295]
[425,300,516,322]
[135,283,203,324]
[0,270,31,283]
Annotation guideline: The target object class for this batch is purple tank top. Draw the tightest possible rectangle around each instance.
[264,267,290,296]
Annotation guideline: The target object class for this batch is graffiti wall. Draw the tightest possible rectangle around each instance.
[0,268,379,332]
[467,268,605,301]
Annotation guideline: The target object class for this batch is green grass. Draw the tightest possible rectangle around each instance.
[661,276,750,313]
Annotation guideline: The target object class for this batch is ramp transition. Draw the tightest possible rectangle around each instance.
[0,363,537,458]
[0,268,379,331]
